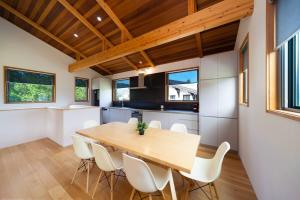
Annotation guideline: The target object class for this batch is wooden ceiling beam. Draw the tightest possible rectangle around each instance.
[57,0,138,70]
[29,0,44,19]
[96,0,154,67]
[69,0,253,72]
[0,1,111,75]
[36,0,56,24]
[188,0,203,58]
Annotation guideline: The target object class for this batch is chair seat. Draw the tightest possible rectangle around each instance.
[180,157,214,183]
[147,162,170,190]
[110,151,123,170]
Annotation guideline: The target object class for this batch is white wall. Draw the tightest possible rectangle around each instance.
[0,17,100,109]
[108,58,201,80]
[235,1,300,199]
[199,51,238,150]
[0,17,101,148]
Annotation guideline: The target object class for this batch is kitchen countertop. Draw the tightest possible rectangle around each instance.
[108,106,198,115]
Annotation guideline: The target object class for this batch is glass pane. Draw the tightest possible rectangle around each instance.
[8,82,53,102]
[75,78,88,87]
[293,31,300,107]
[242,44,249,70]
[168,70,198,85]
[75,87,88,101]
[243,69,248,103]
[115,79,130,101]
[168,70,198,101]
[7,68,54,85]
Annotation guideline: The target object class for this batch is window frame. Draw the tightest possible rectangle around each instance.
[165,68,199,103]
[74,77,89,102]
[239,34,250,106]
[113,78,130,101]
[266,2,300,121]
[4,66,56,104]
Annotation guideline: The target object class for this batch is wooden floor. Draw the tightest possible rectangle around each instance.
[0,139,257,200]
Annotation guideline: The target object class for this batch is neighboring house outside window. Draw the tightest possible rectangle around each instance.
[167,69,198,102]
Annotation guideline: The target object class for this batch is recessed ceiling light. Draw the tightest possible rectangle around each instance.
[139,60,143,64]
[97,16,102,22]
[73,33,79,38]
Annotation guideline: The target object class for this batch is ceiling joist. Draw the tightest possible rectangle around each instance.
[69,0,254,72]
[188,0,203,58]
[57,0,138,70]
[96,0,154,67]
[0,1,112,75]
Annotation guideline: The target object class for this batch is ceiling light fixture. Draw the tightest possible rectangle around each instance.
[97,16,102,22]
[73,33,79,38]
[138,60,143,64]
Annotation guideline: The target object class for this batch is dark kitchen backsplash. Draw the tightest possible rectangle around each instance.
[112,72,198,111]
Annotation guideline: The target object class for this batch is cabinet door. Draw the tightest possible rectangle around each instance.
[109,109,131,123]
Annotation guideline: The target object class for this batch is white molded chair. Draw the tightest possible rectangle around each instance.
[128,117,138,126]
[170,123,188,133]
[91,143,123,199]
[123,153,177,200]
[148,120,162,129]
[180,142,230,200]
[71,134,94,193]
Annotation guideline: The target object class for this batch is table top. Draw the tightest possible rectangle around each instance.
[77,122,201,173]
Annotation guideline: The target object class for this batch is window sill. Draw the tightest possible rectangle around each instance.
[267,109,300,121]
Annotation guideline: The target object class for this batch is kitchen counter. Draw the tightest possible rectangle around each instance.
[108,106,198,115]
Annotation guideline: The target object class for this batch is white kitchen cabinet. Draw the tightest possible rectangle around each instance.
[92,78,100,90]
[99,77,112,108]
[199,116,218,146]
[218,78,238,118]
[143,111,199,135]
[218,118,238,150]
[199,79,218,117]
[108,108,131,123]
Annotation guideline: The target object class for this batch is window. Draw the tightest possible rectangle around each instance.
[114,79,130,101]
[266,0,300,120]
[239,35,249,106]
[167,69,198,102]
[75,77,89,102]
[4,67,55,103]
[280,31,300,111]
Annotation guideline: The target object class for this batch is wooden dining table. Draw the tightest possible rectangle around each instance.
[77,122,201,200]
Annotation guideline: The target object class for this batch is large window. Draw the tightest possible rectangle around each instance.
[75,77,89,102]
[239,35,249,106]
[280,31,300,111]
[114,79,130,101]
[4,67,55,103]
[166,69,198,102]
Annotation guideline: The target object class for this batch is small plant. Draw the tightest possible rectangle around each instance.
[137,122,148,135]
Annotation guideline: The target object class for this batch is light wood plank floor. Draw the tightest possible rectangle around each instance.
[0,139,257,200]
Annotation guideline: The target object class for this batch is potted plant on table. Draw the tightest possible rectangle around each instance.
[137,122,148,135]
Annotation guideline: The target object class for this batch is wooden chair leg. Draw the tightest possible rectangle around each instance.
[92,171,103,199]
[212,182,219,200]
[110,172,114,200]
[184,181,191,200]
[209,183,214,200]
[148,194,152,200]
[86,161,90,193]
[71,160,82,184]
[129,188,136,200]
[161,190,166,200]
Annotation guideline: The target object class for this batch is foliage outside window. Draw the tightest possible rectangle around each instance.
[114,79,130,101]
[4,67,55,103]
[75,77,89,102]
[166,69,198,102]
[279,31,300,111]
[239,35,249,106]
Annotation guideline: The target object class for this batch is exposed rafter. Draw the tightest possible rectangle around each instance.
[96,0,154,67]
[36,0,56,24]
[69,0,254,72]
[188,0,203,58]
[57,0,138,70]
[0,1,111,75]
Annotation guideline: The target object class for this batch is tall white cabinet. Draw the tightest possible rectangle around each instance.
[199,51,238,150]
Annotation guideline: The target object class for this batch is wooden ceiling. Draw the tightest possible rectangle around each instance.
[0,0,240,75]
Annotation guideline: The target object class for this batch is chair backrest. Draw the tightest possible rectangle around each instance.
[123,153,158,193]
[210,142,230,181]
[72,135,93,159]
[148,120,162,129]
[83,120,98,129]
[170,123,188,133]
[91,143,117,172]
[128,117,138,125]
